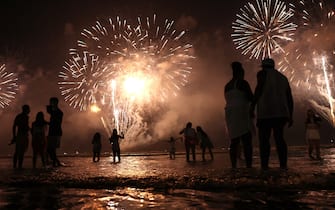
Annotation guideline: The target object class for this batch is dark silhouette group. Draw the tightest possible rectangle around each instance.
[176,58,294,170]
[225,58,294,170]
[10,58,297,171]
[12,97,63,169]
[179,122,214,162]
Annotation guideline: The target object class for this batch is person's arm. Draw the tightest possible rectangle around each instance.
[240,80,254,102]
[12,117,17,138]
[286,83,294,127]
[179,128,185,135]
[250,70,266,115]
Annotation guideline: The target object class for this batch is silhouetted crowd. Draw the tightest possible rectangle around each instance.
[11,58,325,171]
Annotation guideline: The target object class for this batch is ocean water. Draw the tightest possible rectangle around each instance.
[1,146,335,209]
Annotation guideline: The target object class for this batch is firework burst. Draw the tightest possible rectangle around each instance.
[61,15,194,140]
[232,0,297,59]
[77,14,194,101]
[58,51,115,111]
[0,64,18,109]
[277,0,335,126]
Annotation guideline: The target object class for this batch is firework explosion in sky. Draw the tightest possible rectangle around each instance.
[59,14,194,141]
[232,0,297,59]
[276,0,335,126]
[0,64,18,109]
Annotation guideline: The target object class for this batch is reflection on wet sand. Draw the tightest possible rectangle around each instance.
[0,147,335,209]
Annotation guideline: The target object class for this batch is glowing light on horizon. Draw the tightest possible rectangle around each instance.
[90,104,101,113]
[232,0,297,59]
[0,64,18,109]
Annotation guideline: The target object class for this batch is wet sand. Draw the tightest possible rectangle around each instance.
[0,146,335,209]
[1,147,335,190]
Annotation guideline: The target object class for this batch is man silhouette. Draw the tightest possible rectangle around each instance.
[251,58,294,170]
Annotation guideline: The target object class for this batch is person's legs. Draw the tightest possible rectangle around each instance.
[47,136,59,166]
[112,150,116,162]
[13,144,18,168]
[229,137,240,168]
[18,147,24,169]
[51,148,58,166]
[308,139,314,158]
[208,147,214,160]
[93,152,96,162]
[191,145,196,161]
[273,119,288,169]
[54,136,61,166]
[202,147,206,161]
[315,140,321,159]
[258,120,272,169]
[33,150,37,168]
[117,150,121,162]
[185,143,190,161]
[241,132,253,168]
[40,150,46,167]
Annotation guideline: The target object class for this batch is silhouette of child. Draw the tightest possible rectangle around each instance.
[92,132,102,162]
[109,129,124,163]
[168,137,177,159]
[305,109,322,160]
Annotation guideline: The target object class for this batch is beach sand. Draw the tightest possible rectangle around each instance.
[0,146,335,209]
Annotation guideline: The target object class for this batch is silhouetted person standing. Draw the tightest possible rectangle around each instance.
[109,129,124,163]
[12,104,30,169]
[168,137,177,160]
[92,132,102,162]
[196,126,214,161]
[251,58,294,170]
[47,97,63,167]
[305,109,322,160]
[179,122,197,162]
[31,111,48,168]
[225,62,253,168]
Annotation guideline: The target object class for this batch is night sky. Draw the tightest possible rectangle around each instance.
[0,0,333,155]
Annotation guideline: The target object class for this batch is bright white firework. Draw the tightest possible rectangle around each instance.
[232,0,297,59]
[58,51,115,111]
[0,64,18,109]
[277,0,335,126]
[77,14,194,102]
[70,15,194,141]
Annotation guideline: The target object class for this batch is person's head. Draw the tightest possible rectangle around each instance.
[231,61,244,79]
[196,126,202,132]
[261,58,275,69]
[22,104,30,114]
[112,129,117,135]
[36,111,44,121]
[186,122,192,128]
[49,97,59,107]
[94,132,101,140]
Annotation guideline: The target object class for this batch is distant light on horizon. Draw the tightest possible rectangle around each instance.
[90,104,101,113]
